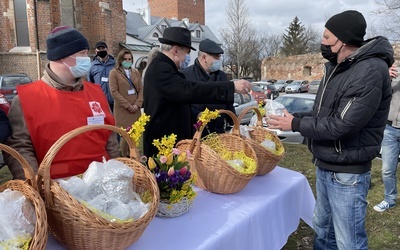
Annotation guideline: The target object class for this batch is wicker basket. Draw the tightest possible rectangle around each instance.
[176,110,258,194]
[238,107,285,175]
[0,143,48,250]
[36,125,159,250]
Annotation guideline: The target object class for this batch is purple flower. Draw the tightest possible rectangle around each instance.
[193,121,202,131]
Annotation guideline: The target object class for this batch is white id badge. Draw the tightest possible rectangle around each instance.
[128,89,136,95]
[101,77,108,82]
[87,116,105,125]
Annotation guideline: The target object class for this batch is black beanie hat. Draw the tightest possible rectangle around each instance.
[325,10,366,47]
[46,26,89,61]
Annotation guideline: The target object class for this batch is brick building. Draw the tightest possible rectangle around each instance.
[148,0,205,25]
[0,0,125,81]
[262,44,400,81]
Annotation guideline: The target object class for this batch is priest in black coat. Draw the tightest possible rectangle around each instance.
[143,27,251,157]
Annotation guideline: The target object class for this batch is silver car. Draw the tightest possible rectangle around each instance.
[234,93,258,124]
[285,80,309,93]
[263,93,316,144]
[273,80,287,92]
[308,80,321,94]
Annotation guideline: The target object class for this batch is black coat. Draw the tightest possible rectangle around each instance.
[183,58,236,136]
[291,36,394,174]
[0,109,11,143]
[143,53,235,157]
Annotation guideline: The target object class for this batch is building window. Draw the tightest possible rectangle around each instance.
[303,66,311,76]
[161,25,167,31]
[193,0,197,5]
[14,0,30,46]
[196,30,201,38]
[152,32,159,37]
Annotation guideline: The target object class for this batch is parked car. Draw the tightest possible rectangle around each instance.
[273,80,287,92]
[252,81,279,100]
[263,93,316,144]
[0,94,10,115]
[285,80,309,93]
[0,74,32,103]
[308,80,321,94]
[233,93,258,124]
[249,85,267,105]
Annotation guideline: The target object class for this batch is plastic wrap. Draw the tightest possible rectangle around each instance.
[0,189,36,248]
[57,158,150,222]
[264,99,285,118]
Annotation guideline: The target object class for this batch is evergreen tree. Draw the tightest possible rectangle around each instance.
[280,16,309,56]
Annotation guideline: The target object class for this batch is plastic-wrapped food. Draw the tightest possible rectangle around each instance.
[57,158,150,222]
[261,139,276,151]
[0,189,36,249]
[264,99,285,118]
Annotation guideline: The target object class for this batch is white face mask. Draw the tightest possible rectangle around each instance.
[64,56,91,78]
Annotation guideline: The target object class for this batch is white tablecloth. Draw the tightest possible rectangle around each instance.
[46,166,315,250]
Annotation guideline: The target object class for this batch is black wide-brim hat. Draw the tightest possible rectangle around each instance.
[159,27,196,51]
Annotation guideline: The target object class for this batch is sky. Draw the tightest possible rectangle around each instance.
[123,0,384,40]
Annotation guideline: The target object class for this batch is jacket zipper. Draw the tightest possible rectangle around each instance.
[341,97,356,119]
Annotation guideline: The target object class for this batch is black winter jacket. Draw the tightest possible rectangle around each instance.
[143,53,235,157]
[183,58,236,136]
[291,36,394,173]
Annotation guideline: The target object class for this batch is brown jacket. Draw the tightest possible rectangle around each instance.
[109,67,144,128]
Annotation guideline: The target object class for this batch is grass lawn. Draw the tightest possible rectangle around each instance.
[0,143,399,249]
[280,143,400,250]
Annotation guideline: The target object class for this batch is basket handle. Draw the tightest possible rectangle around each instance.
[0,143,37,190]
[37,124,138,207]
[237,107,263,128]
[189,109,240,158]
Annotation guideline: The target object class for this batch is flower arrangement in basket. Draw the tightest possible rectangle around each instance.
[126,114,196,218]
[176,109,258,194]
[144,134,196,218]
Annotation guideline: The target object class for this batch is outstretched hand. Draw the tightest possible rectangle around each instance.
[233,80,252,94]
[266,109,294,131]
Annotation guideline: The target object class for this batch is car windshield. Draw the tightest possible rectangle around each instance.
[267,85,276,90]
[275,96,314,113]
[290,81,301,86]
[310,81,320,85]
[2,76,31,88]
[252,85,263,92]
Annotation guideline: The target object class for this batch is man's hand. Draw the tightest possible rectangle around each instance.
[266,109,294,131]
[233,80,252,94]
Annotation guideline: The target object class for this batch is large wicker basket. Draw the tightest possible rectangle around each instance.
[176,110,258,194]
[238,107,285,175]
[36,125,159,250]
[0,143,48,250]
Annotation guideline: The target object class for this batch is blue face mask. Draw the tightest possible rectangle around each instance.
[122,61,132,69]
[64,56,91,78]
[180,54,191,69]
[210,59,222,72]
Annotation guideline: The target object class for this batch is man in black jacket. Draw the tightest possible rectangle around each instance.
[267,10,393,249]
[183,39,235,136]
[0,109,11,143]
[143,27,251,157]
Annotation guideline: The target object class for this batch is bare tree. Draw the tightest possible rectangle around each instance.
[264,34,282,57]
[220,0,259,79]
[373,0,400,41]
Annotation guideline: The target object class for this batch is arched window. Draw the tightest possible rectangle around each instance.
[152,32,159,38]
[14,0,29,46]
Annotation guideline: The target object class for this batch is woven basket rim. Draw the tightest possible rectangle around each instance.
[0,144,48,250]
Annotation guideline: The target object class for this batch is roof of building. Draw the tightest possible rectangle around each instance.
[124,11,221,48]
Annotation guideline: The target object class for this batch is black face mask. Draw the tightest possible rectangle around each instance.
[97,50,108,59]
[320,44,337,63]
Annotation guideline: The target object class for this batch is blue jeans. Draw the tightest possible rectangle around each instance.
[381,124,400,204]
[313,167,370,250]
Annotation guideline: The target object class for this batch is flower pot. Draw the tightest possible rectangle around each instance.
[156,196,193,218]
